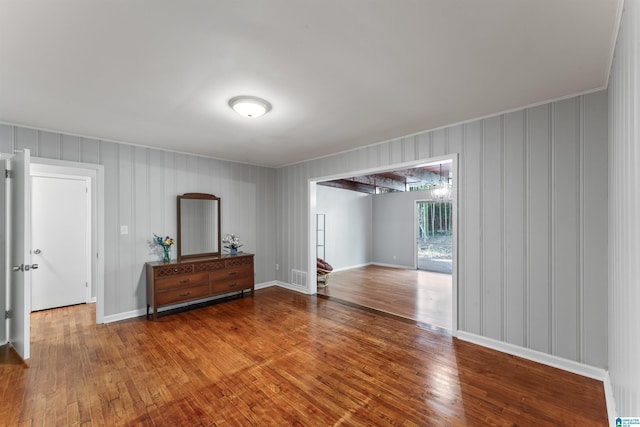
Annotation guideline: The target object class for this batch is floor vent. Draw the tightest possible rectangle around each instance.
[291,269,308,289]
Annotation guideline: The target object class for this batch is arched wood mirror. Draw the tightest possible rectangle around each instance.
[177,193,221,260]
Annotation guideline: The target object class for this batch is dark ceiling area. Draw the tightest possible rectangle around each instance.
[318,162,452,194]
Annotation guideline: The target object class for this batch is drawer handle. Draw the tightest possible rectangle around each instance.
[179,278,191,283]
[228,272,237,276]
[229,283,236,287]
[179,291,191,297]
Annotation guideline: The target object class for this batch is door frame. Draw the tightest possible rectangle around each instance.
[307,153,459,335]
[31,172,92,306]
[31,157,105,323]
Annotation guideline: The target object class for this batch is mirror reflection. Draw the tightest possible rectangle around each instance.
[177,193,221,260]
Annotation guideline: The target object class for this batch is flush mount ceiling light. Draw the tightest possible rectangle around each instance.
[228,96,272,118]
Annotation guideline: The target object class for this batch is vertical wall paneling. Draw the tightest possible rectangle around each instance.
[482,116,503,340]
[99,140,118,315]
[582,91,607,369]
[133,147,149,308]
[463,121,483,334]
[432,129,446,158]
[80,138,100,164]
[37,131,61,159]
[526,104,552,354]
[504,111,526,346]
[0,123,277,319]
[0,124,13,153]
[61,134,81,162]
[277,90,608,369]
[15,127,37,153]
[117,144,133,312]
[608,0,640,416]
[553,98,579,361]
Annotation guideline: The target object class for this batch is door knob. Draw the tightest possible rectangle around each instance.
[12,264,38,272]
[34,249,41,254]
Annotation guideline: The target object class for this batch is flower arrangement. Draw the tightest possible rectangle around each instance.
[154,233,176,263]
[222,233,242,254]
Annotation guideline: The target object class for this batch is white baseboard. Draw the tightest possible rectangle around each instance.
[332,262,372,272]
[603,372,617,426]
[255,281,277,290]
[272,280,309,294]
[456,331,607,381]
[371,262,413,269]
[457,331,617,425]
[103,288,259,323]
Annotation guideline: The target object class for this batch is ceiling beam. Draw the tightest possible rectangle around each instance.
[346,174,406,192]
[317,180,376,194]
[394,168,440,183]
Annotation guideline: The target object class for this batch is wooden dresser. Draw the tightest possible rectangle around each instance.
[146,253,254,320]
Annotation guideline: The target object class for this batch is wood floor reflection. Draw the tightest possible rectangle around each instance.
[316,265,452,331]
[0,287,607,425]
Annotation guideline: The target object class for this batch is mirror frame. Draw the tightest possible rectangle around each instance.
[177,193,221,261]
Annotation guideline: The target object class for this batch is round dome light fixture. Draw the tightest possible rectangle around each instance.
[228,96,272,118]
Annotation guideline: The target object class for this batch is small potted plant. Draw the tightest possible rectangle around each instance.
[153,233,176,263]
[223,233,242,255]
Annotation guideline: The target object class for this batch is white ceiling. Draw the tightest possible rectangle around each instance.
[0,0,622,167]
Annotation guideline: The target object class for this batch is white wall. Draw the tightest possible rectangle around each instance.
[276,90,608,369]
[0,125,277,319]
[316,185,371,270]
[608,0,640,416]
[372,189,430,268]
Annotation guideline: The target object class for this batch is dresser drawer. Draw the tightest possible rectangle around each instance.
[156,272,209,292]
[210,276,253,294]
[210,265,252,282]
[156,284,210,305]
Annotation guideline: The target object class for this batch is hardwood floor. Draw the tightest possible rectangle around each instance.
[0,287,607,426]
[317,265,452,331]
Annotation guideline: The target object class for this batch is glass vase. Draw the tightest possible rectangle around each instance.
[230,248,238,255]
[163,246,171,263]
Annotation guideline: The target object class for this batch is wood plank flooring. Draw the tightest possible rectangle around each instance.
[317,265,452,331]
[0,287,607,426]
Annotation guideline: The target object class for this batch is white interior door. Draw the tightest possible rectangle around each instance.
[7,149,31,360]
[31,176,88,311]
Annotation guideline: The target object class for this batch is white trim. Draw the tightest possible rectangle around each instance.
[456,330,608,381]
[273,281,309,294]
[602,372,617,426]
[456,331,618,424]
[331,262,371,272]
[279,89,606,169]
[254,281,277,290]
[0,121,266,168]
[104,289,258,323]
[371,262,414,269]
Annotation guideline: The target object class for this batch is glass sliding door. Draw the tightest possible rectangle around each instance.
[416,201,452,274]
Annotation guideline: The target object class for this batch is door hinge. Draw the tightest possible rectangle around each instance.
[5,169,12,179]
[85,282,88,288]
[5,310,11,320]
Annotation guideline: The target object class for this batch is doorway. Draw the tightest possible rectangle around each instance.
[308,154,458,333]
[30,158,105,323]
[31,174,90,311]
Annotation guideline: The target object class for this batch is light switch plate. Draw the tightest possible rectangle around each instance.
[120,225,128,235]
